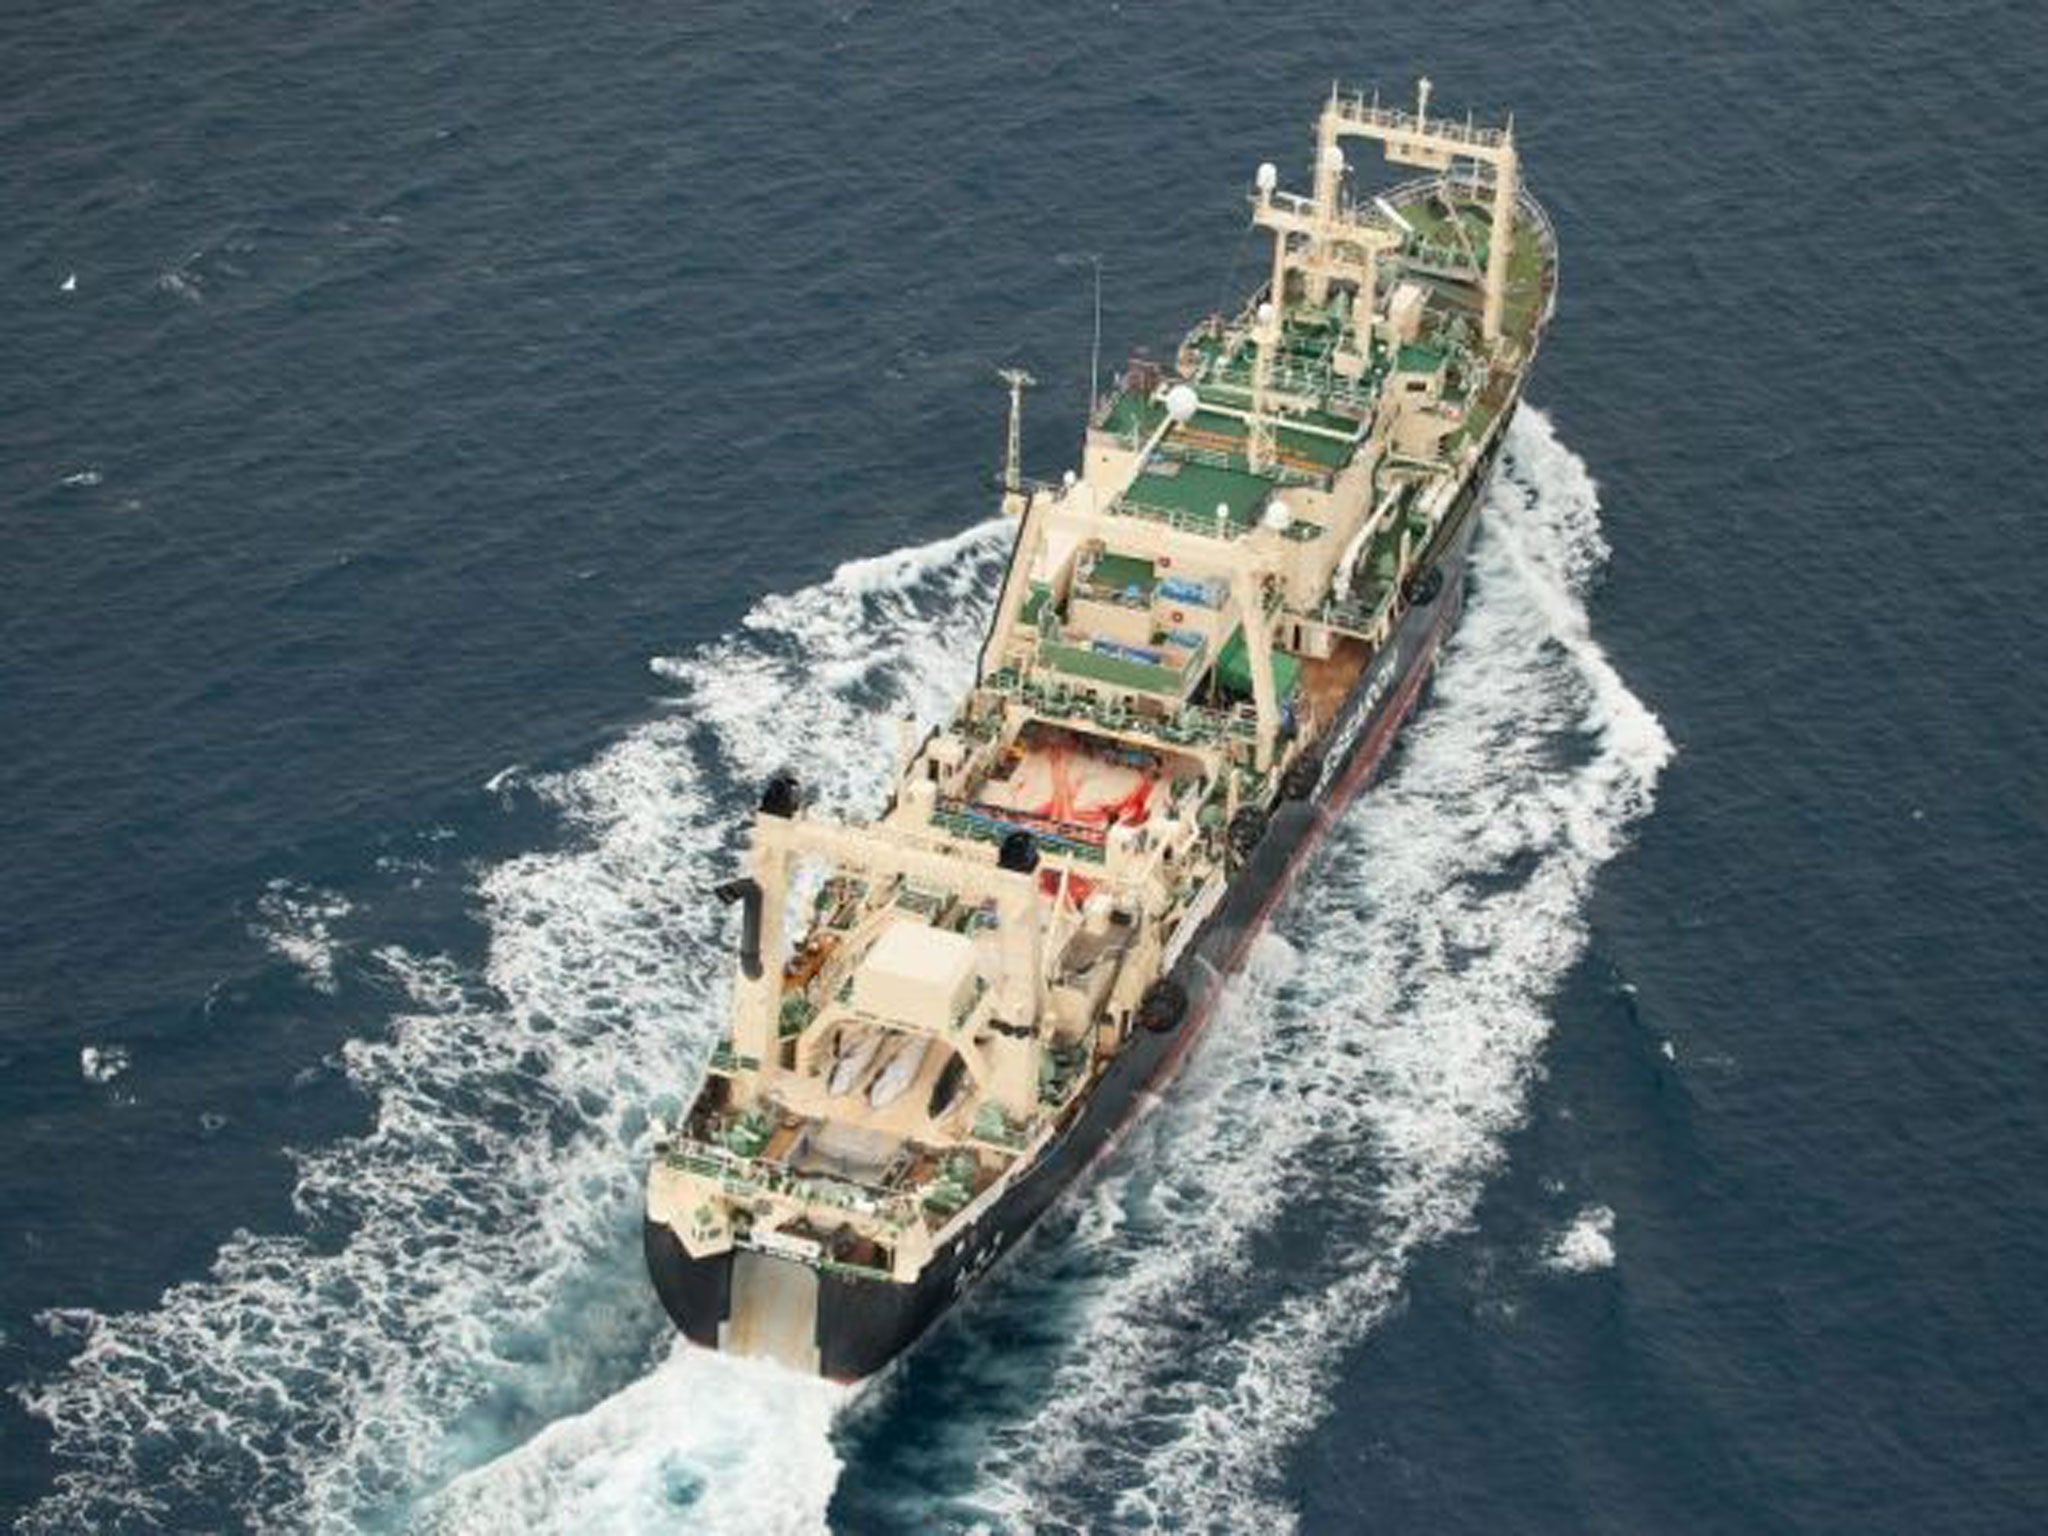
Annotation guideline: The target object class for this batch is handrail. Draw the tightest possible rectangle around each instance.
[1117,497,1243,538]
[1381,173,1559,325]
[1383,173,1557,262]
[1330,94,1510,151]
[665,1139,922,1231]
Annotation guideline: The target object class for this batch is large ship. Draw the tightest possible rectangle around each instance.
[645,80,1557,1380]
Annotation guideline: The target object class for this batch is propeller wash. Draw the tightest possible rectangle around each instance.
[647,80,1562,1380]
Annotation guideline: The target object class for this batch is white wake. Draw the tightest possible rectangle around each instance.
[247,878,355,994]
[961,407,1670,1532]
[416,1347,848,1536]
[18,408,1663,1536]
[18,519,1007,1534]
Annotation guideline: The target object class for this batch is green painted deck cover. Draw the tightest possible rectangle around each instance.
[1396,341,1448,374]
[1084,552,1155,595]
[1216,627,1301,701]
[1101,379,1362,479]
[1186,410,1353,471]
[1039,640,1186,695]
[1125,460,1271,528]
[1274,425,1356,469]
[1099,391,1164,439]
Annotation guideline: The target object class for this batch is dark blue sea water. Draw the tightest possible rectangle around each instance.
[5,1,2045,1531]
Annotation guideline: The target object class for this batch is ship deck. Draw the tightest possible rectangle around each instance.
[1296,635,1374,733]
[932,723,1202,862]
[976,725,1163,829]
[774,1037,965,1146]
[1095,183,1553,477]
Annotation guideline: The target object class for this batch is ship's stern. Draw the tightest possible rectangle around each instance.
[645,1205,966,1381]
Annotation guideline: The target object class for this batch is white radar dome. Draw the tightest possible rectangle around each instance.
[1320,145,1346,172]
[1255,161,1278,193]
[1164,383,1200,423]
[1263,499,1294,531]
[1257,301,1277,328]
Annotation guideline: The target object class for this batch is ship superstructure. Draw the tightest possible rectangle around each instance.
[645,81,1558,1379]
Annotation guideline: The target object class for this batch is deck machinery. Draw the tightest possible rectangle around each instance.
[645,80,1558,1379]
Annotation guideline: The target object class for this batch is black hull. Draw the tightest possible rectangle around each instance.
[648,421,1510,1380]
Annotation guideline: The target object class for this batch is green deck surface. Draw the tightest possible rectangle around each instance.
[1082,552,1155,596]
[1216,626,1302,701]
[1396,341,1448,374]
[1196,409,1354,471]
[1099,392,1164,440]
[1038,639,1192,696]
[1124,460,1272,529]
[1092,195,1551,496]
[1399,199,1489,262]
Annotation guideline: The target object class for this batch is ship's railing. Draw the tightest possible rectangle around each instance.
[1325,373,1378,414]
[1512,183,1561,324]
[1057,683,1259,749]
[1513,185,1558,261]
[1116,496,1246,539]
[664,1137,923,1232]
[1384,173,1558,264]
[1201,323,1348,401]
[1404,249,1484,283]
[1160,437,1243,471]
[997,663,1261,751]
[1149,438,1333,492]
[1037,631,1207,697]
[1174,701,1262,746]
[1265,187,1319,218]
[1311,580,1400,639]
[931,799,1109,864]
[1330,94,1511,151]
[1382,173,1559,331]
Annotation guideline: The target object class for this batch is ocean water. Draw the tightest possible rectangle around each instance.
[4,1,2045,1532]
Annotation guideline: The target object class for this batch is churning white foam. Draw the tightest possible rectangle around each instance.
[19,407,1660,1536]
[78,1044,130,1084]
[417,1345,847,1536]
[19,519,1008,1534]
[962,407,1670,1532]
[248,878,355,994]
[1547,1205,1619,1274]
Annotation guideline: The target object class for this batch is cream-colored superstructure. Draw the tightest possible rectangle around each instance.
[647,81,1557,1328]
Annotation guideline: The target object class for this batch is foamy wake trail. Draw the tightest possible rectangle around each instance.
[416,1347,847,1536]
[17,519,1008,1534]
[962,407,1670,1532]
[19,407,1656,1536]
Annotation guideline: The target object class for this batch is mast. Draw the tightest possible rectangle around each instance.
[1481,128,1519,343]
[1309,76,1521,343]
[977,365,1045,689]
[1248,299,1280,474]
[998,367,1035,516]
